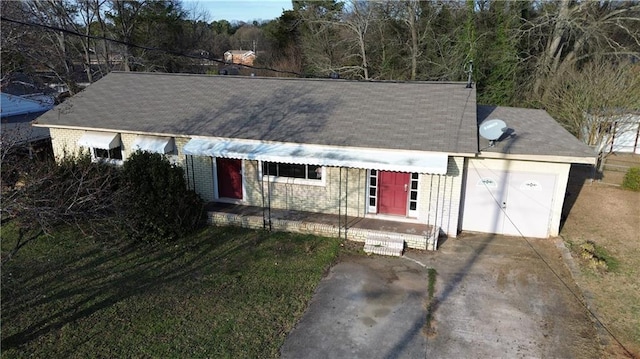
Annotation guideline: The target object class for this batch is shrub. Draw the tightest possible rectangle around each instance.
[118,151,204,242]
[622,167,640,191]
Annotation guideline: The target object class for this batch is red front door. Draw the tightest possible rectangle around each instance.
[378,171,409,215]
[217,158,243,199]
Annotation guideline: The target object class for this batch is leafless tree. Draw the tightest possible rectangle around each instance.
[539,58,640,171]
[398,0,442,80]
[339,0,375,79]
[525,0,640,98]
[1,137,121,264]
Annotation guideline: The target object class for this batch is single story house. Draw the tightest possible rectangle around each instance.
[224,50,256,66]
[603,113,640,154]
[33,72,595,249]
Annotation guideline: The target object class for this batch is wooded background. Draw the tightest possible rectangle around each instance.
[2,0,640,155]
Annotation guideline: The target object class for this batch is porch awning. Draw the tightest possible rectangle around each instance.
[183,138,448,174]
[132,135,174,154]
[78,131,121,149]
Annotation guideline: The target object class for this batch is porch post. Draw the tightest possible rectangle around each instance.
[433,175,441,243]
[345,167,348,240]
[260,162,266,230]
[267,162,272,231]
[338,167,342,239]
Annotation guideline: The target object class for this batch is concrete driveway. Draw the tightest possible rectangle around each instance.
[280,234,600,358]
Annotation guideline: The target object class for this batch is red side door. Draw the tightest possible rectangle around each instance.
[217,158,243,199]
[378,171,409,215]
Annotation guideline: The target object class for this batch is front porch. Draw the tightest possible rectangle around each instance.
[206,202,440,250]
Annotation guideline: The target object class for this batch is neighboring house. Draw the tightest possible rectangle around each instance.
[604,113,640,154]
[224,50,256,66]
[88,51,124,65]
[33,72,595,250]
[1,92,53,147]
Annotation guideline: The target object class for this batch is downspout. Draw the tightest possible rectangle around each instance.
[191,156,196,192]
[210,157,215,199]
[185,155,190,190]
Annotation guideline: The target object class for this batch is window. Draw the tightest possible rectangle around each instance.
[262,162,322,180]
[92,146,123,161]
[409,173,419,211]
[367,170,378,213]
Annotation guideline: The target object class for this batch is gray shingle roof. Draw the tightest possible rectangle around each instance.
[477,105,596,159]
[36,72,479,154]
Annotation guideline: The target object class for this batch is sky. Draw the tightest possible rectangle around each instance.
[184,1,293,23]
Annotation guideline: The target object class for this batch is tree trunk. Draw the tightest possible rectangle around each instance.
[408,1,418,80]
[533,0,586,97]
[358,31,369,79]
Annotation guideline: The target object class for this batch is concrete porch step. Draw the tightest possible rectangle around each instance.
[363,235,404,257]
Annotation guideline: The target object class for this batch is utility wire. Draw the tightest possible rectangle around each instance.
[0,16,305,77]
[8,13,631,354]
[471,162,636,358]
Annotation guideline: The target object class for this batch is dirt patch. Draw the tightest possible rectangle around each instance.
[561,183,640,358]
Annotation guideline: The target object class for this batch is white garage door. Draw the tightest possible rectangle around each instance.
[462,168,556,238]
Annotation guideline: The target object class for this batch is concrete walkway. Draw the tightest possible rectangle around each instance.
[280,234,601,358]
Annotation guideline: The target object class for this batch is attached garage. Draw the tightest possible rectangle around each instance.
[461,106,596,238]
[462,159,568,238]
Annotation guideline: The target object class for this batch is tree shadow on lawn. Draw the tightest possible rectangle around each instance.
[1,226,262,350]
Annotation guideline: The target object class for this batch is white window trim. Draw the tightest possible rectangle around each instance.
[366,170,420,218]
[367,169,378,214]
[258,161,326,187]
[408,173,420,218]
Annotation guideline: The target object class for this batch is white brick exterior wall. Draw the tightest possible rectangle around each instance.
[244,164,367,216]
[50,128,87,159]
[187,155,216,201]
[48,128,463,239]
[186,158,368,216]
[50,128,186,163]
[415,156,464,238]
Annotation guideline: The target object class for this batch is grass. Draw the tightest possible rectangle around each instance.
[424,268,437,336]
[1,223,341,358]
[560,183,640,357]
[565,239,620,273]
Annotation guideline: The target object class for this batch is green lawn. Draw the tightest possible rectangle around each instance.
[1,224,341,358]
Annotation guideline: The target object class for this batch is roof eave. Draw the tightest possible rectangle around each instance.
[34,124,476,157]
[477,151,596,165]
[33,123,193,139]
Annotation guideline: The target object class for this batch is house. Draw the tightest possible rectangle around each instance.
[33,72,595,250]
[604,113,640,154]
[1,92,54,148]
[224,50,256,66]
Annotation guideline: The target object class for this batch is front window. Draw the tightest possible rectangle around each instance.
[262,162,322,180]
[93,146,123,161]
[260,161,325,186]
